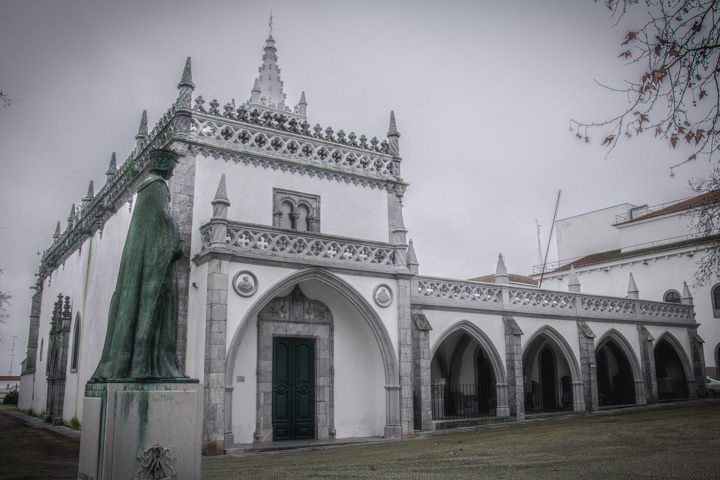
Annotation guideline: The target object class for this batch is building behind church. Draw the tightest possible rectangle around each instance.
[17,33,708,455]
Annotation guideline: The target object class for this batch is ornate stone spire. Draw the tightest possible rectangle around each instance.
[627,273,639,299]
[211,174,230,248]
[295,91,307,116]
[249,34,288,110]
[387,111,400,155]
[67,204,76,230]
[177,57,194,109]
[495,254,509,285]
[407,239,419,274]
[136,110,148,140]
[681,281,694,305]
[53,221,61,241]
[134,110,148,154]
[212,174,230,211]
[106,152,117,179]
[84,180,94,200]
[567,266,581,293]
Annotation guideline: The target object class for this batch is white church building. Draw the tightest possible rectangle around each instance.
[17,33,708,455]
[536,191,719,386]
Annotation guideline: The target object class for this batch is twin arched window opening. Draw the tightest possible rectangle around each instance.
[273,189,320,233]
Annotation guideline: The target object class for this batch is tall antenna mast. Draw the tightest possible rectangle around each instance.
[535,219,543,266]
[8,335,18,375]
[538,190,562,289]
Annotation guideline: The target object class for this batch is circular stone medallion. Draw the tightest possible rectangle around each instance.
[373,284,393,308]
[232,270,258,297]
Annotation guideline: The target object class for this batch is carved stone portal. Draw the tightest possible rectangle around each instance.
[255,285,334,442]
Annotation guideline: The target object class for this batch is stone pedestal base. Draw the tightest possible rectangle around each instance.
[78,380,202,480]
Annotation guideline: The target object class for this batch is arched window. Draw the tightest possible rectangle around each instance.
[273,189,320,233]
[664,290,681,304]
[712,283,720,318]
[70,313,81,372]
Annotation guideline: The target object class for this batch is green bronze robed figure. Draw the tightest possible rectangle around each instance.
[92,149,186,380]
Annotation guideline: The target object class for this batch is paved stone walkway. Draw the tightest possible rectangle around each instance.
[2,400,719,479]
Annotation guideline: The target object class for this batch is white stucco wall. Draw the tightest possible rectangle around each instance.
[225,265,392,441]
[541,250,719,373]
[617,211,694,251]
[192,153,390,245]
[555,204,633,261]
[29,198,134,422]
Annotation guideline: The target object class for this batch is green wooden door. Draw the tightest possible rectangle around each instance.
[273,337,315,440]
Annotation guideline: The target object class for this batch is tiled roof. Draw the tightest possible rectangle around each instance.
[469,273,538,286]
[621,189,720,224]
[552,234,719,272]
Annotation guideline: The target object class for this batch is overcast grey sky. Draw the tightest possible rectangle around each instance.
[0,0,714,375]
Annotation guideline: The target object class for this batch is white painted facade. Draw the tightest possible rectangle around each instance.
[17,34,708,455]
[539,195,719,375]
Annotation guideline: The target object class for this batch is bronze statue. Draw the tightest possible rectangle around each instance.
[92,149,185,380]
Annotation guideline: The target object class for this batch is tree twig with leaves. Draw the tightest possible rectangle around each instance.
[572,0,720,174]
[574,0,720,286]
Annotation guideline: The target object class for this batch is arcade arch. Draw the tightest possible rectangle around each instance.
[430,321,508,420]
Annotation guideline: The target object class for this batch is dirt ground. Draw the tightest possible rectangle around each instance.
[2,400,720,479]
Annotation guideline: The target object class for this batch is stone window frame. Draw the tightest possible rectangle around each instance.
[712,283,720,318]
[70,313,81,372]
[663,289,681,304]
[272,188,320,233]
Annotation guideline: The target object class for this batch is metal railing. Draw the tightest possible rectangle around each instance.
[431,383,496,420]
[524,381,574,414]
[657,379,688,401]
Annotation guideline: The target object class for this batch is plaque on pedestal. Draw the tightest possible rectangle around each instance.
[78,380,202,480]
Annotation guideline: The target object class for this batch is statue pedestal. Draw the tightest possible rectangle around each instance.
[78,380,202,480]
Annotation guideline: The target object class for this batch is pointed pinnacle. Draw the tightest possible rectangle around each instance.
[682,281,694,305]
[178,57,194,89]
[68,204,76,219]
[54,221,61,238]
[106,152,117,175]
[568,266,581,286]
[299,91,307,105]
[212,174,230,205]
[407,239,419,266]
[495,253,508,276]
[85,180,94,199]
[252,78,261,93]
[389,111,398,133]
[136,110,148,137]
[627,272,639,298]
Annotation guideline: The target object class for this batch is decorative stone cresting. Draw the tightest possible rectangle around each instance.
[412,277,694,325]
[199,221,398,269]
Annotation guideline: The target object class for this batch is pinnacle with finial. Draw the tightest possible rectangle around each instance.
[178,57,194,89]
[567,266,581,293]
[407,239,419,266]
[106,152,117,176]
[494,254,509,285]
[388,111,399,135]
[682,281,694,305]
[212,174,230,205]
[495,253,508,276]
[627,272,639,299]
[136,110,148,138]
[299,91,307,105]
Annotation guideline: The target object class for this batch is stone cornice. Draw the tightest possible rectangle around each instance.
[189,111,403,183]
[190,143,402,191]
